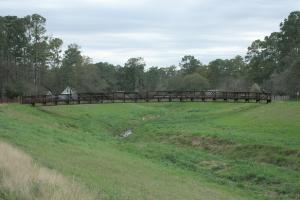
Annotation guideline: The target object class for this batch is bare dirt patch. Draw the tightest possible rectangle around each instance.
[165,135,235,153]
[200,160,229,172]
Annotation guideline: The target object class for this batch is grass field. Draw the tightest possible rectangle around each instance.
[0,102,299,199]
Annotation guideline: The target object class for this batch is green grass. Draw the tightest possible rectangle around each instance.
[0,102,299,200]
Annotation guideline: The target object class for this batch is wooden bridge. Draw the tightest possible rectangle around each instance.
[21,90,272,106]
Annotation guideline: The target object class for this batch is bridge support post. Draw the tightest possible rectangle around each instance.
[146,91,149,102]
[54,96,58,105]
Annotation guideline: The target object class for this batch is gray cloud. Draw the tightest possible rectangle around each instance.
[1,0,299,66]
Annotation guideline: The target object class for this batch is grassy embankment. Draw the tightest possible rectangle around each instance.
[0,142,94,200]
[0,102,299,199]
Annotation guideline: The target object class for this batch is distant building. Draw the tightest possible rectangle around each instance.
[59,86,78,100]
[45,91,53,96]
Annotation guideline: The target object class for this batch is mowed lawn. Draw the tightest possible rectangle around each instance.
[0,102,299,200]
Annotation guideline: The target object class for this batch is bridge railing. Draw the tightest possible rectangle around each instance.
[21,90,272,106]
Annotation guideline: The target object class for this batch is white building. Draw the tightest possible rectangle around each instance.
[59,86,78,100]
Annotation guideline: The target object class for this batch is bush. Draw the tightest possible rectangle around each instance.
[181,73,210,90]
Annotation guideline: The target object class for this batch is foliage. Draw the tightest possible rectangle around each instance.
[245,11,300,95]
[0,11,299,97]
[179,55,204,75]
[207,56,246,90]
[181,73,210,90]
[120,57,145,91]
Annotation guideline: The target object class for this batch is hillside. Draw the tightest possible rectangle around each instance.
[0,102,299,199]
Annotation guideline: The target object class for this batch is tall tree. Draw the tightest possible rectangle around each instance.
[245,33,280,83]
[144,67,166,91]
[61,44,83,88]
[121,57,145,91]
[25,14,48,94]
[246,11,300,95]
[95,62,120,91]
[279,11,300,70]
[48,37,63,68]
[179,55,204,75]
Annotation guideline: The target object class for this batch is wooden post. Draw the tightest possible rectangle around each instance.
[134,96,137,103]
[146,91,149,102]
[256,93,260,103]
[223,92,227,101]
[213,91,216,101]
[43,96,46,105]
[31,96,36,106]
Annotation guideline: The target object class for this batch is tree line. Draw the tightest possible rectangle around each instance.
[0,12,299,98]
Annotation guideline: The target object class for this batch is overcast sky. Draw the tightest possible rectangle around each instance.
[1,0,299,67]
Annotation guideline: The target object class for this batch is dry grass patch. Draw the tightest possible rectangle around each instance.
[0,142,95,200]
[142,114,160,121]
[164,134,235,152]
[167,134,300,170]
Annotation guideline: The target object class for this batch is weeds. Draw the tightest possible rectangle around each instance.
[0,142,95,200]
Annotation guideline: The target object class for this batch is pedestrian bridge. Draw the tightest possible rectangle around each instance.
[21,90,272,106]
